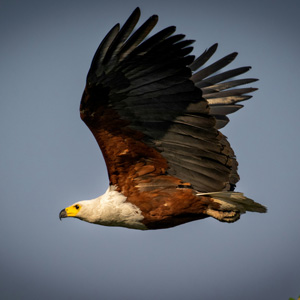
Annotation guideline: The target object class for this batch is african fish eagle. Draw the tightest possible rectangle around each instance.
[59,7,267,230]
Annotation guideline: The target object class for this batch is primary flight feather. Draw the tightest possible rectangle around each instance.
[59,7,266,230]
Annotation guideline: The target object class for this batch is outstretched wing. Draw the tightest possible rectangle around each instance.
[80,7,257,194]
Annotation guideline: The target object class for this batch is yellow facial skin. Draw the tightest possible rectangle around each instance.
[65,204,82,217]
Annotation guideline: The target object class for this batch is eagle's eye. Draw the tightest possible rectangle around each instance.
[74,205,80,210]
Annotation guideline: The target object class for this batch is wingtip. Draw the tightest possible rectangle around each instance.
[210,43,218,51]
[133,7,141,15]
[149,14,159,23]
[133,7,159,21]
[230,52,238,59]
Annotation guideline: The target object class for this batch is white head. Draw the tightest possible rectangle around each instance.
[59,186,146,229]
[59,199,100,223]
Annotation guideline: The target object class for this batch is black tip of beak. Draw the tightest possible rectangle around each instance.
[59,209,67,221]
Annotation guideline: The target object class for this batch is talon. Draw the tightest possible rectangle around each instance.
[206,209,240,223]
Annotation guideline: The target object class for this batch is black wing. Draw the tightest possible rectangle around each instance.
[80,7,257,192]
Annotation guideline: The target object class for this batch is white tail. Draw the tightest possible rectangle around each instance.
[197,191,267,222]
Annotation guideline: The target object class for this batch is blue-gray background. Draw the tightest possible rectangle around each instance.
[1,0,299,299]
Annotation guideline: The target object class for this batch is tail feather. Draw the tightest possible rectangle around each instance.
[197,191,267,222]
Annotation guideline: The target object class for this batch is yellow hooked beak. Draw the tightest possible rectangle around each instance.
[59,204,81,220]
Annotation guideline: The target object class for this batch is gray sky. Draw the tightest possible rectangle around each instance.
[1,0,299,299]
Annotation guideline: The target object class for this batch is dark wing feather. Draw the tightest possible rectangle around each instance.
[189,43,258,189]
[80,8,257,193]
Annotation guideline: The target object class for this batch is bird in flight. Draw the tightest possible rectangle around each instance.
[59,7,266,230]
